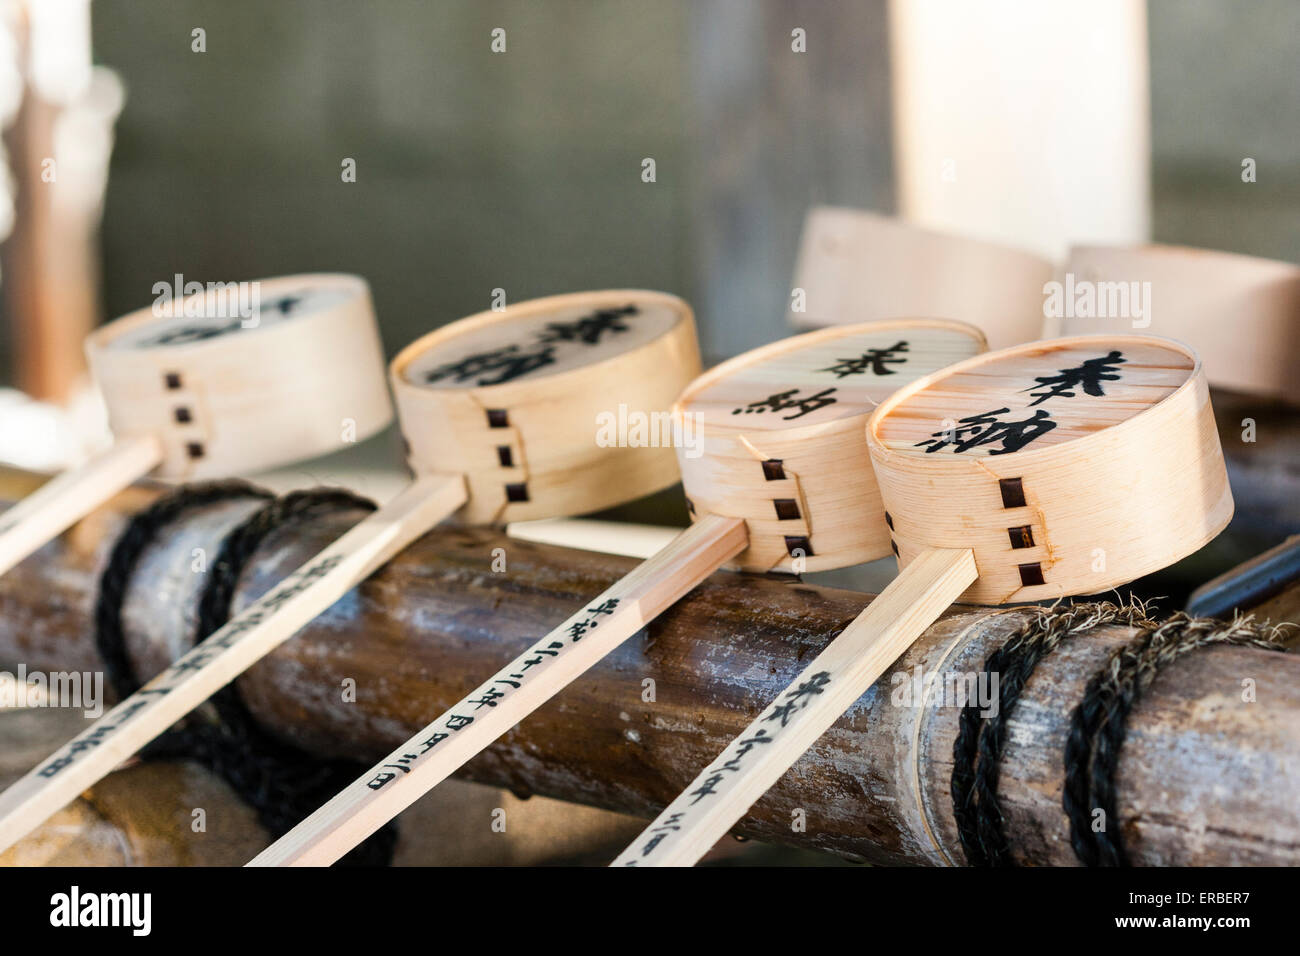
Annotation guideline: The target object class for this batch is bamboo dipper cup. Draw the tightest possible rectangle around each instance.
[0,274,392,576]
[1060,244,1300,404]
[248,318,987,866]
[613,333,1232,866]
[789,207,1055,350]
[0,289,699,855]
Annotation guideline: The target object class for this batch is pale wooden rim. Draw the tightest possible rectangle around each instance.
[812,206,1054,264]
[672,318,988,430]
[86,273,372,354]
[1069,242,1300,275]
[865,332,1204,467]
[389,289,693,393]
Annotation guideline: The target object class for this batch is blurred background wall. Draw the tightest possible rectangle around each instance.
[1148,0,1300,260]
[2,0,890,379]
[0,0,1297,405]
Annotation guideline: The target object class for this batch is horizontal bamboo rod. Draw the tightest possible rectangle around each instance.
[0,468,1297,865]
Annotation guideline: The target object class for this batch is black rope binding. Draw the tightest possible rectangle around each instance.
[951,600,1287,867]
[96,483,400,866]
[95,480,273,698]
[951,601,1156,867]
[1063,612,1288,867]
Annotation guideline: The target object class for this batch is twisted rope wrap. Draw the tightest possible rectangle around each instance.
[951,599,1288,867]
[95,480,273,698]
[1064,612,1288,866]
[96,483,400,866]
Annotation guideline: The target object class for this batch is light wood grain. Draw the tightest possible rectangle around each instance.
[244,320,978,866]
[868,334,1233,603]
[1062,244,1300,404]
[86,273,393,479]
[611,547,978,866]
[0,288,705,858]
[391,290,702,525]
[1,274,391,580]
[0,473,467,855]
[247,512,748,866]
[788,207,1054,349]
[612,333,1233,867]
[873,338,1191,451]
[0,435,162,576]
[675,320,985,572]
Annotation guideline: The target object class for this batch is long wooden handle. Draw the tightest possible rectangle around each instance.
[611,547,978,867]
[0,471,467,855]
[506,517,681,559]
[247,512,749,866]
[0,435,163,576]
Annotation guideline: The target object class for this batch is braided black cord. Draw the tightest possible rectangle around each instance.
[952,640,1009,866]
[1090,685,1138,866]
[971,636,1046,866]
[1063,663,1114,865]
[950,696,984,863]
[1067,613,1288,867]
[951,618,1065,866]
[953,620,1057,866]
[1079,636,1153,867]
[954,601,1156,866]
[96,484,401,866]
[1061,630,1147,866]
[979,603,1158,867]
[189,488,401,867]
[95,480,273,700]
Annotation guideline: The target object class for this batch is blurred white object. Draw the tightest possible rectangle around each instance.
[1,0,123,403]
[26,0,92,104]
[51,67,123,218]
[0,5,25,246]
[0,383,109,472]
[889,0,1151,262]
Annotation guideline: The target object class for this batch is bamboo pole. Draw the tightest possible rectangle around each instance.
[0,470,1296,866]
